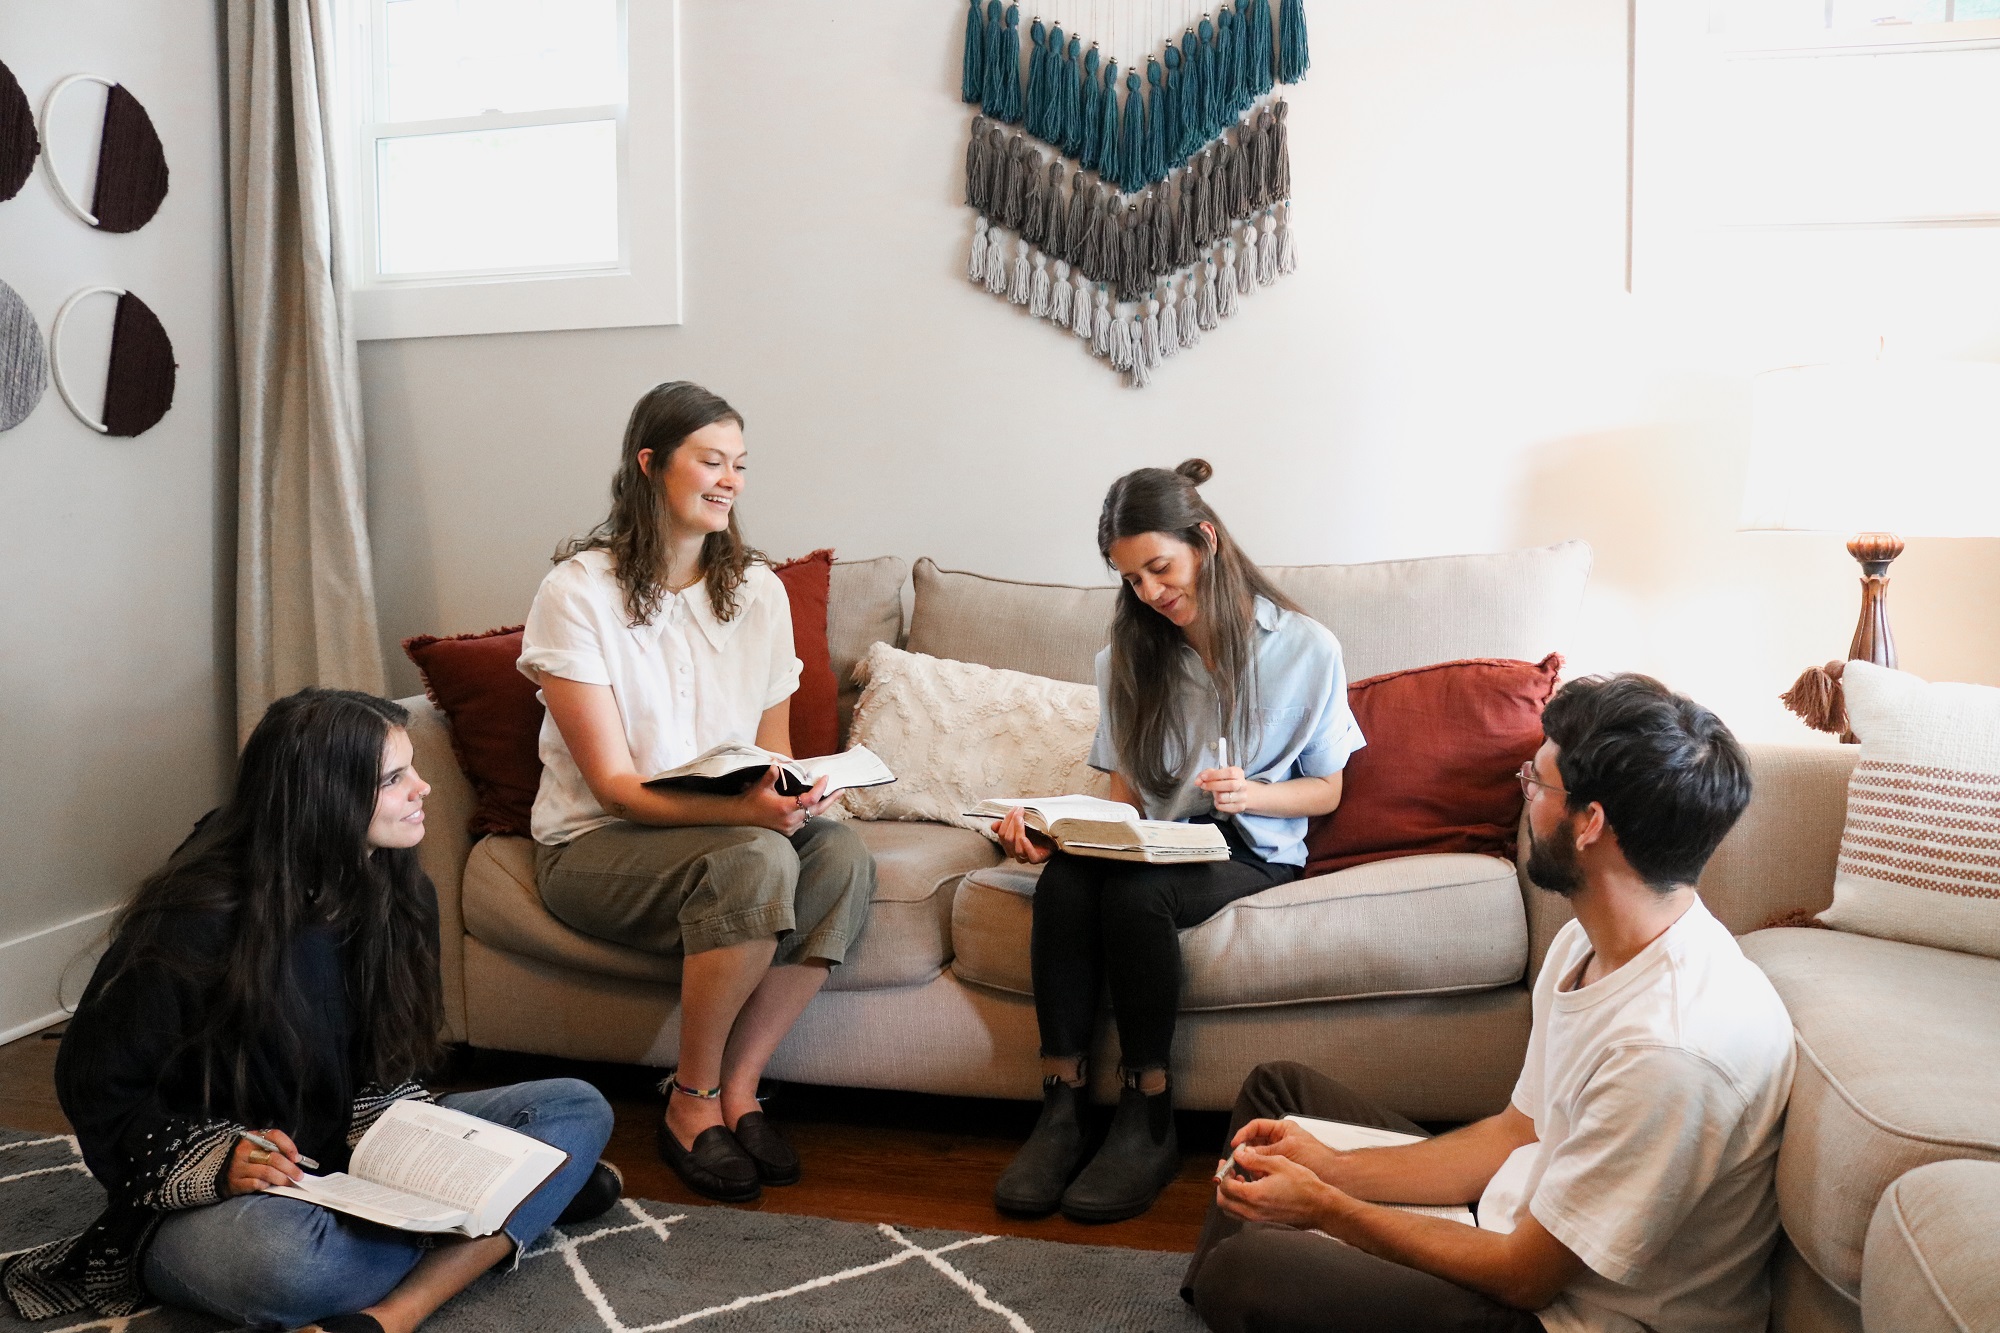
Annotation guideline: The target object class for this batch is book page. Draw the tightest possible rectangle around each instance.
[1284,1116,1477,1226]
[269,1172,468,1231]
[788,745,895,793]
[1134,820,1229,849]
[646,743,781,784]
[352,1102,531,1212]
[971,795,1140,825]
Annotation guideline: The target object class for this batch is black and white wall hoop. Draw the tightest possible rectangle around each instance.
[49,285,176,437]
[37,73,170,232]
[0,277,49,431]
[0,59,39,204]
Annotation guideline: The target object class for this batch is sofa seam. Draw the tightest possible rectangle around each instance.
[946,969,1516,1010]
[1886,1181,1976,1333]
[1796,1032,2000,1154]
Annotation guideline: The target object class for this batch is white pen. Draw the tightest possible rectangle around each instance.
[243,1130,319,1171]
[1217,735,1230,771]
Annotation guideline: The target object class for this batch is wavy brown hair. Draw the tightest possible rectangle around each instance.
[558,381,766,627]
[1097,459,1300,803]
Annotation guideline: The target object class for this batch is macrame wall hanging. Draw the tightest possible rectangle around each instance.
[960,0,1309,388]
[49,286,177,437]
[0,278,49,431]
[37,73,170,232]
[0,60,39,203]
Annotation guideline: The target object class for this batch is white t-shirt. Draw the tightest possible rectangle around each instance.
[517,550,802,845]
[1476,899,1795,1333]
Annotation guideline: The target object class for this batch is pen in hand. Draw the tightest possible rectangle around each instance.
[243,1130,319,1171]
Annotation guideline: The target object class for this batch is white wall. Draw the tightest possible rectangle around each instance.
[361,0,2000,739]
[0,1,230,1040]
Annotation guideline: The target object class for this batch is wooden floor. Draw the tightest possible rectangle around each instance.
[1,1028,1227,1253]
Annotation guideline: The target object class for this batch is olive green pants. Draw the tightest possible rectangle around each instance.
[535,818,875,965]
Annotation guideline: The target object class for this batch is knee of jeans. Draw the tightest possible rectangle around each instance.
[1190,1232,1286,1333]
[220,1211,376,1325]
[732,827,802,883]
[551,1077,616,1148]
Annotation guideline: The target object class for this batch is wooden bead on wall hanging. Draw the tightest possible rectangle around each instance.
[0,278,48,430]
[37,73,169,231]
[49,286,176,436]
[0,60,39,203]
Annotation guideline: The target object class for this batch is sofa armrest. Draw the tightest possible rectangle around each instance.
[1863,1159,2000,1333]
[399,695,476,1045]
[1517,741,1856,978]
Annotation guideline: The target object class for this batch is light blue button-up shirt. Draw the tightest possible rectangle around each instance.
[1088,596,1365,867]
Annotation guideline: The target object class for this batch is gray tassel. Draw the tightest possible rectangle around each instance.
[1271,99,1291,200]
[1226,134,1252,222]
[1177,176,1201,266]
[1078,192,1103,281]
[1072,272,1095,337]
[985,128,1009,217]
[1092,286,1114,355]
[1150,190,1172,275]
[1121,206,1146,302]
[1029,250,1051,315]
[969,215,990,282]
[1197,258,1221,330]
[1141,296,1163,367]
[1249,109,1274,208]
[1021,158,1047,246]
[1159,284,1181,357]
[1193,154,1216,245]
[1043,160,1068,257]
[1049,258,1073,324]
[1110,306,1135,371]
[966,116,991,209]
[1235,225,1257,293]
[985,228,1010,294]
[1217,244,1241,317]
[1065,170,1093,266]
[999,134,1026,229]
[1009,240,1033,304]
[1277,201,1298,273]
[1257,212,1278,284]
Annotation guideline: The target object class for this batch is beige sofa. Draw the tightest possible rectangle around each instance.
[401,544,1999,1332]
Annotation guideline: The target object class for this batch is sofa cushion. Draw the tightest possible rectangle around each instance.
[1739,927,2000,1299]
[402,625,542,838]
[771,549,839,758]
[827,556,907,744]
[951,853,1527,1010]
[459,823,998,994]
[904,543,1592,690]
[841,643,1110,827]
[1862,1159,2000,1333]
[1821,661,2000,960]
[1305,655,1562,876]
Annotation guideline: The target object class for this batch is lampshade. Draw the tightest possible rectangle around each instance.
[1741,361,2000,538]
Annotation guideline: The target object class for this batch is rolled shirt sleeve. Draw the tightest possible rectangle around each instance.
[762,576,803,711]
[1294,637,1364,778]
[520,561,613,687]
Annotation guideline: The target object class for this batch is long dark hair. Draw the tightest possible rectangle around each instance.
[1097,459,1299,802]
[557,380,766,627]
[100,688,443,1118]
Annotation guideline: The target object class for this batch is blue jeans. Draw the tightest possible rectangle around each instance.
[141,1078,614,1328]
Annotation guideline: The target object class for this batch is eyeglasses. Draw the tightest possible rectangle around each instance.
[1518,761,1567,800]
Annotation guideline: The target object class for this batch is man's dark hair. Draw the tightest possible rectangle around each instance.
[1540,674,1752,891]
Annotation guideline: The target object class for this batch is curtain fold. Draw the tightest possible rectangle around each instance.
[225,0,385,740]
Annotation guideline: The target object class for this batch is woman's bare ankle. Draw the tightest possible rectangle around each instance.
[665,1087,725,1145]
[1042,1056,1086,1088]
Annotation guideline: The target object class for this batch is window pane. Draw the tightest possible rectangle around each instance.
[1829,0,1948,26]
[376,120,618,276]
[1957,0,2000,18]
[383,0,621,121]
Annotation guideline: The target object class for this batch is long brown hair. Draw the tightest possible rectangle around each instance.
[557,381,766,626]
[1097,459,1299,802]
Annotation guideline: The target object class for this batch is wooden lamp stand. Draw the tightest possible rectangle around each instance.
[1845,532,1904,670]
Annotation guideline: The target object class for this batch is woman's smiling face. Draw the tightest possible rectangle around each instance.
[640,419,746,538]
[1106,525,1212,631]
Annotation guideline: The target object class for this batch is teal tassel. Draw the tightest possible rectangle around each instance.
[1121,69,1146,192]
[1045,25,1067,146]
[981,2,1005,116]
[1234,4,1256,111]
[1162,45,1183,171]
[1097,59,1123,189]
[1197,17,1221,142]
[1080,46,1104,171]
[1216,9,1238,121]
[1063,35,1086,157]
[998,5,1024,123]
[1279,0,1310,84]
[1249,0,1276,95]
[1178,30,1204,157]
[1144,58,1166,187]
[1026,18,1048,139]
[962,0,985,103]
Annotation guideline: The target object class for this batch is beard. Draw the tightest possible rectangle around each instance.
[1525,812,1585,898]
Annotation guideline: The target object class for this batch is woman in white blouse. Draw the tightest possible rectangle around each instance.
[518,382,875,1203]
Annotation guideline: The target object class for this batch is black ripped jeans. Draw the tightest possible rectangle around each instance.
[1030,819,1298,1072]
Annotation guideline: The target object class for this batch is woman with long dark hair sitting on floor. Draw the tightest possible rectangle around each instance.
[1,689,616,1333]
[992,459,1365,1224]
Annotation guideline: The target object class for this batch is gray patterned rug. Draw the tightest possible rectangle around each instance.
[0,1129,1204,1332]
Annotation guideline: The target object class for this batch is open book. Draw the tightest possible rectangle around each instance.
[266,1099,568,1237]
[964,795,1230,864]
[1285,1115,1477,1227]
[643,743,895,799]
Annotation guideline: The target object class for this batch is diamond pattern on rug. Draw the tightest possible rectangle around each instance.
[0,1129,1202,1332]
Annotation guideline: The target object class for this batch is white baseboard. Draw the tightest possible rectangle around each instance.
[0,908,117,1045]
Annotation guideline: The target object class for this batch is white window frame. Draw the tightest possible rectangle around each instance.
[337,0,683,341]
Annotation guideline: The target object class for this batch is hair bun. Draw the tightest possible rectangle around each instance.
[1175,458,1214,485]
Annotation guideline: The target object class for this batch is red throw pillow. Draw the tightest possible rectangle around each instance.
[773,549,840,758]
[1303,654,1564,877]
[402,626,543,839]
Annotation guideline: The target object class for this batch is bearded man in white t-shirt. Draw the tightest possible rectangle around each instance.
[1182,673,1796,1333]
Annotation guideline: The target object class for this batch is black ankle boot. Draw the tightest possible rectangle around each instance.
[994,1075,1089,1217]
[1059,1074,1178,1223]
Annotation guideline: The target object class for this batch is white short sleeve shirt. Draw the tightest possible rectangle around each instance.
[1476,899,1796,1333]
[517,550,802,845]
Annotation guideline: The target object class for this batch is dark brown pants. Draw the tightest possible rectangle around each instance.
[1182,1062,1545,1333]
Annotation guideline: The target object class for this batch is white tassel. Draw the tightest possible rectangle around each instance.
[1109,308,1135,371]
[1049,260,1073,326]
[984,229,1009,295]
[1217,246,1241,318]
[1072,274,1095,339]
[968,215,989,283]
[1027,250,1050,315]
[1008,241,1032,305]
[1197,260,1221,331]
[1141,297,1163,368]
[1257,213,1278,285]
[1278,204,1298,275]
[1235,227,1257,294]
[1092,288,1113,356]
[1129,339,1152,388]
[1159,286,1181,358]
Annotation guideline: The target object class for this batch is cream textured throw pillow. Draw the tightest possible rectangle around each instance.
[1821,661,2000,959]
[842,642,1111,829]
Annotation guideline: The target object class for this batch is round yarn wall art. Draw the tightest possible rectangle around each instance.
[0,59,40,202]
[37,73,169,231]
[50,286,175,437]
[0,278,49,430]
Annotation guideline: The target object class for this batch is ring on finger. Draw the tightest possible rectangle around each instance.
[247,1149,269,1164]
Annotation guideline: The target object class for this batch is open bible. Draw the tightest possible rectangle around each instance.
[266,1100,568,1237]
[642,743,896,798]
[1285,1115,1477,1227]
[964,795,1230,864]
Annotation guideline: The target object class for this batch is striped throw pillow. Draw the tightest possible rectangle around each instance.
[1821,661,2000,959]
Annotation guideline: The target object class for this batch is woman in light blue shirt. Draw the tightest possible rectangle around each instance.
[992,458,1364,1224]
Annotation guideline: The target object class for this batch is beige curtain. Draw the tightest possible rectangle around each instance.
[225,0,385,740]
